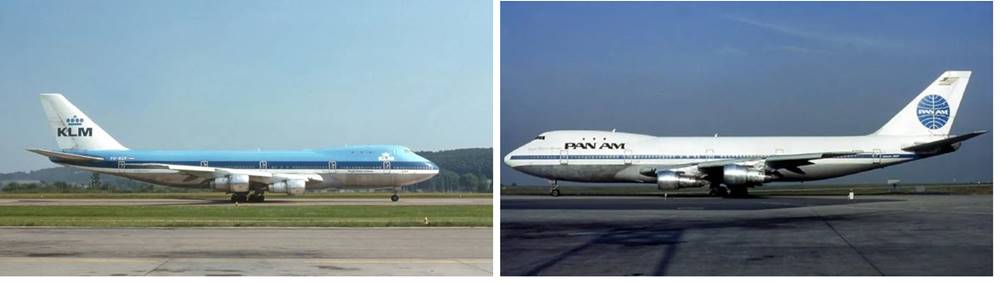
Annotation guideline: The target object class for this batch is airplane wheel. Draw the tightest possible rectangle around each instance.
[709,187,729,197]
[550,189,560,197]
[390,194,400,202]
[231,193,249,203]
[248,194,264,202]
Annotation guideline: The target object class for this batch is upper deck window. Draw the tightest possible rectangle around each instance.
[534,136,545,140]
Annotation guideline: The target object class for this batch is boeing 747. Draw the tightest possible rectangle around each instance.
[29,94,439,202]
[504,71,986,197]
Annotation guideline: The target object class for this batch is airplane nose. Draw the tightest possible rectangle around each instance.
[503,152,513,167]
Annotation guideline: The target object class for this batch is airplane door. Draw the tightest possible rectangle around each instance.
[623,149,633,165]
[559,150,568,165]
[872,149,882,165]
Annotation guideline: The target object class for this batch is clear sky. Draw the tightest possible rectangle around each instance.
[0,0,492,173]
[501,2,992,185]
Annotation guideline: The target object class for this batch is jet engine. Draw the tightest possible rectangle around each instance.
[210,174,250,192]
[656,171,706,190]
[722,165,769,187]
[270,179,307,196]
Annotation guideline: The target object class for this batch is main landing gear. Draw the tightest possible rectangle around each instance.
[708,184,750,198]
[729,186,749,198]
[248,191,265,202]
[708,184,729,197]
[549,180,560,197]
[230,191,265,203]
[230,192,248,203]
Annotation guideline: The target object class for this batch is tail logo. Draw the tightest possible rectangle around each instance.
[916,95,950,129]
[59,115,92,137]
[66,115,84,126]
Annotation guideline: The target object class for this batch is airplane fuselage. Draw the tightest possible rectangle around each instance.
[50,145,438,191]
[505,131,945,184]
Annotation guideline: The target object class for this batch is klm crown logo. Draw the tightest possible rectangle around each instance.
[57,115,92,137]
[66,115,84,126]
[916,95,950,130]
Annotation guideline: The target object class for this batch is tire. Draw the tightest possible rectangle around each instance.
[729,187,749,198]
[550,189,560,197]
[390,195,400,202]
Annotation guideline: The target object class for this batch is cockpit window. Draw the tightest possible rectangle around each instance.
[534,136,545,140]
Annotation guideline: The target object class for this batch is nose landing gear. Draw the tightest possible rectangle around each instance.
[549,180,560,197]
[390,187,401,202]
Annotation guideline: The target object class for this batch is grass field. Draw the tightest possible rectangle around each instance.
[0,192,492,200]
[501,183,992,196]
[0,205,491,227]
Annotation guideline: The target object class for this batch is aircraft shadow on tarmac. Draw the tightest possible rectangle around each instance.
[501,213,863,276]
[500,196,899,211]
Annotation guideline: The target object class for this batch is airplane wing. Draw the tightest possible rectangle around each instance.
[901,130,988,153]
[26,148,104,162]
[640,151,858,177]
[695,151,860,169]
[129,163,323,184]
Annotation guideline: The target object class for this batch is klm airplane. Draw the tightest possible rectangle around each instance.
[29,94,439,202]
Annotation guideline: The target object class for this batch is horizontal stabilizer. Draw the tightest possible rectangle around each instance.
[26,148,104,161]
[901,130,988,152]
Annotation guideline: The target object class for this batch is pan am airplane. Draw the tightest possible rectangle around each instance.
[29,94,439,202]
[504,71,987,197]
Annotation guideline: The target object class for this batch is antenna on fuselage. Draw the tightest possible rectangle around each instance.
[611,128,616,133]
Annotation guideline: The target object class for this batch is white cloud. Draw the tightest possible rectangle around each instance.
[724,15,903,50]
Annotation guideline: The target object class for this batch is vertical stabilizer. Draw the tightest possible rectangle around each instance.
[873,71,971,136]
[39,93,128,150]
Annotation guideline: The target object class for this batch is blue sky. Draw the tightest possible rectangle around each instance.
[501,2,992,185]
[0,0,491,173]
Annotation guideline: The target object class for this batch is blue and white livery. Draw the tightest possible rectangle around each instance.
[29,94,438,202]
[504,71,986,197]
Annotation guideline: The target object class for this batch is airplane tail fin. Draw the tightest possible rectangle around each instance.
[873,71,971,136]
[39,93,128,150]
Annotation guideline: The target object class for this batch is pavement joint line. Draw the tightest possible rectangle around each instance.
[144,258,171,276]
[808,207,884,276]
[305,258,491,264]
[0,257,492,265]
[454,259,494,273]
[0,257,161,263]
[0,226,493,230]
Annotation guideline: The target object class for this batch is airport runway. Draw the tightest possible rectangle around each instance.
[0,198,490,206]
[501,194,992,276]
[0,227,491,276]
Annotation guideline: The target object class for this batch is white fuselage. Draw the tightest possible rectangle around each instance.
[504,130,943,184]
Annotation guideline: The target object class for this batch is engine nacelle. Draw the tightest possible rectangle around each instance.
[210,174,250,192]
[656,171,706,190]
[722,165,769,187]
[270,179,307,196]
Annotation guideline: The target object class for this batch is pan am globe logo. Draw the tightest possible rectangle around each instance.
[916,95,950,129]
